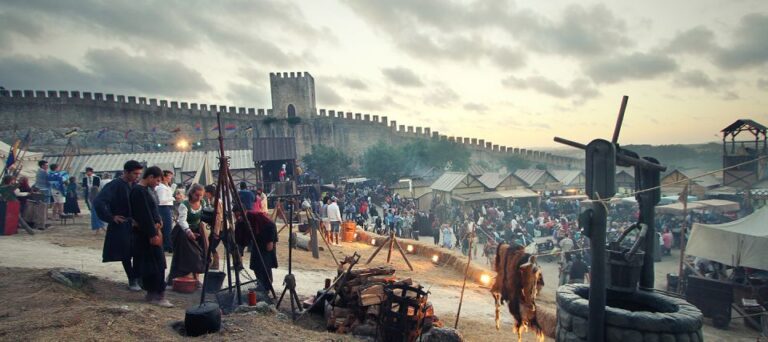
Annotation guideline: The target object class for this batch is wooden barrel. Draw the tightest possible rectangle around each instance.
[342,221,356,242]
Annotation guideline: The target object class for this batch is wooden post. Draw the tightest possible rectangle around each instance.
[677,181,690,294]
[455,230,474,328]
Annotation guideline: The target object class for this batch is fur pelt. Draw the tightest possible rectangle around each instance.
[491,243,544,339]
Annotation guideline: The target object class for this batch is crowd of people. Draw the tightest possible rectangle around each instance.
[14,159,281,308]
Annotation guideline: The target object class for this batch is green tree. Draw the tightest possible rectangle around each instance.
[361,143,410,184]
[401,139,471,171]
[303,145,352,183]
[501,155,530,172]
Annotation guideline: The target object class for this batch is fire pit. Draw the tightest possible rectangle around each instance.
[556,284,703,341]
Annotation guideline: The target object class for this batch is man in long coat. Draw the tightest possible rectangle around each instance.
[93,160,143,291]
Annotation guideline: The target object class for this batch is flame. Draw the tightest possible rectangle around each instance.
[536,330,545,342]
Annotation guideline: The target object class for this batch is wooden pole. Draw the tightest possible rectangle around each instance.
[455,230,474,329]
[677,181,690,294]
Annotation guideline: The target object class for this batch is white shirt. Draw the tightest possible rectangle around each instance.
[327,202,342,222]
[155,183,174,206]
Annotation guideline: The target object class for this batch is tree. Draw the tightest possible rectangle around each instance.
[303,145,352,183]
[361,143,410,184]
[401,139,471,171]
[501,155,530,172]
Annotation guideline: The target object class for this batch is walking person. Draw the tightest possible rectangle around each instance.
[81,167,100,210]
[48,163,66,219]
[93,160,144,291]
[89,185,105,233]
[239,210,278,294]
[155,170,175,253]
[129,166,173,307]
[327,197,342,245]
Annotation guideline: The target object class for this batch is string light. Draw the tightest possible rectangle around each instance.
[480,274,491,286]
[406,244,414,253]
[431,255,439,263]
[370,239,376,246]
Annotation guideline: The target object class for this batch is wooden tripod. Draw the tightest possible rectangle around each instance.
[365,230,414,271]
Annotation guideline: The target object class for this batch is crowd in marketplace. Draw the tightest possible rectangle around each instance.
[0,154,758,309]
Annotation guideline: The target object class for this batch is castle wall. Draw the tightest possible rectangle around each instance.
[0,89,580,168]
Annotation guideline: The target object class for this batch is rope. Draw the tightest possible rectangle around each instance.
[586,155,768,205]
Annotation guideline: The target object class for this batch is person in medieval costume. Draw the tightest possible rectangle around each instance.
[237,211,278,294]
[167,184,207,286]
[93,160,144,291]
[129,166,173,307]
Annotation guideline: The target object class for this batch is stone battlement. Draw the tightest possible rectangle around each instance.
[0,87,580,166]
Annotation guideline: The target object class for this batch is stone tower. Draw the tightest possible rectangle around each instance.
[269,71,317,118]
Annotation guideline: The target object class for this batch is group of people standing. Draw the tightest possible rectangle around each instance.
[88,160,278,307]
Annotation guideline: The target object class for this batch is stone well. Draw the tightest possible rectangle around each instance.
[555,284,703,342]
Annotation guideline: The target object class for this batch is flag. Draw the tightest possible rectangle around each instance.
[678,183,689,205]
[64,128,78,137]
[4,140,20,169]
[124,129,133,139]
[225,123,237,131]
[97,128,108,139]
[195,123,202,132]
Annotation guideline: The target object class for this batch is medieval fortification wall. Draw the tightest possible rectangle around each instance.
[0,71,579,168]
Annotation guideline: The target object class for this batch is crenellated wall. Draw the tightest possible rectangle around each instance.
[0,88,581,167]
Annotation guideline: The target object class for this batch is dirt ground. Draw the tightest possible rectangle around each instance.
[0,206,763,341]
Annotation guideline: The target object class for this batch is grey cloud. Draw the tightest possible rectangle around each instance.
[463,102,488,113]
[338,77,368,90]
[714,13,768,69]
[0,10,43,49]
[586,52,678,83]
[227,82,268,107]
[382,67,424,87]
[344,1,630,62]
[85,49,210,97]
[0,55,95,90]
[0,50,210,98]
[722,91,740,101]
[1,0,330,64]
[502,75,599,104]
[424,86,460,107]
[510,4,631,57]
[351,96,403,111]
[316,83,344,106]
[664,27,717,54]
[758,78,768,90]
[673,70,716,90]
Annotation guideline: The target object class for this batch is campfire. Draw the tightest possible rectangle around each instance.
[311,256,442,340]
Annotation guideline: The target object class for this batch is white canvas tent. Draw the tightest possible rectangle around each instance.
[686,206,768,271]
[191,153,215,186]
[0,139,44,180]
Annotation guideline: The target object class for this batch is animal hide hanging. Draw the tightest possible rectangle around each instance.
[490,243,545,341]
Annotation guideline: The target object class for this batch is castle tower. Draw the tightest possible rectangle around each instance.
[270,71,317,118]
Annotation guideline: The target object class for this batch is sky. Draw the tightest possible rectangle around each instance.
[1,0,767,149]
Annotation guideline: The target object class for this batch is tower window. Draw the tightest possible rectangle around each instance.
[287,104,296,117]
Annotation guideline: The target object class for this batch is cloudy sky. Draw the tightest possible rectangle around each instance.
[1,0,767,148]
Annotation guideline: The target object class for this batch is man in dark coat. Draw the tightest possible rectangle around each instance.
[239,211,278,294]
[81,167,100,210]
[129,166,172,307]
[93,160,143,291]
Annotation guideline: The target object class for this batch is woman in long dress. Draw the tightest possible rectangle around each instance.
[167,184,207,286]
[64,177,81,215]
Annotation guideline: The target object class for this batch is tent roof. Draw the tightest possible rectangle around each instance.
[430,172,469,192]
[655,202,707,214]
[550,170,583,185]
[476,172,510,189]
[687,206,768,270]
[721,119,767,134]
[496,188,540,199]
[694,199,741,212]
[514,169,549,186]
